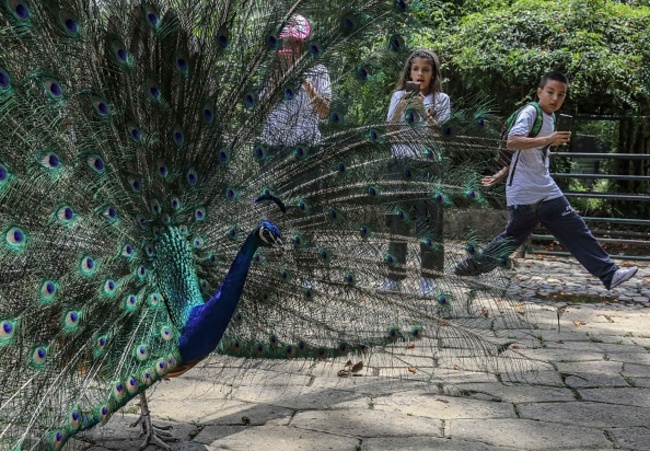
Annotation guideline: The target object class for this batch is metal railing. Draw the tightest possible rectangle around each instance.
[522,150,650,261]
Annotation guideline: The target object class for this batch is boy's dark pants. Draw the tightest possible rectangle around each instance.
[385,158,444,281]
[475,195,617,288]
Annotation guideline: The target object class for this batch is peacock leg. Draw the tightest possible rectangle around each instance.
[130,392,177,450]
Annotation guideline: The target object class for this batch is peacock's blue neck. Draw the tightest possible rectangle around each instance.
[178,229,261,362]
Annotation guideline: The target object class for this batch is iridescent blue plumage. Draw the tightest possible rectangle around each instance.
[179,221,281,363]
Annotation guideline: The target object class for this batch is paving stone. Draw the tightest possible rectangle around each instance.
[201,425,360,451]
[363,436,515,450]
[518,401,650,427]
[371,392,516,420]
[578,387,650,407]
[608,426,650,450]
[291,408,442,438]
[449,418,611,449]
[452,382,575,403]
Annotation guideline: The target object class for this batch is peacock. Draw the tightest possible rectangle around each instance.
[0,1,531,450]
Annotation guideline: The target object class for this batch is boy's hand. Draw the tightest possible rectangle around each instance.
[482,166,509,187]
[548,131,571,147]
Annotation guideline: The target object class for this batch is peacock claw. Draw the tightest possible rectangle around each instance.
[131,393,178,450]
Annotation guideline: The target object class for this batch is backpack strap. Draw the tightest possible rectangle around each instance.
[496,103,536,166]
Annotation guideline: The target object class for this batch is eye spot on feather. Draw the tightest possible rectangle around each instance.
[368,129,380,142]
[0,69,9,89]
[149,292,160,307]
[195,206,206,220]
[383,253,397,266]
[63,311,81,331]
[103,279,117,296]
[217,27,229,48]
[186,168,198,186]
[128,176,141,193]
[266,34,279,49]
[113,381,125,401]
[226,227,238,240]
[8,1,30,20]
[161,326,173,341]
[146,79,161,100]
[124,294,138,312]
[127,377,138,394]
[41,152,61,170]
[136,265,147,279]
[95,335,107,355]
[69,407,81,430]
[308,42,322,57]
[44,79,63,98]
[389,34,404,52]
[284,87,296,101]
[121,244,134,258]
[341,14,357,33]
[80,256,96,276]
[396,0,408,11]
[40,280,57,302]
[253,144,268,161]
[91,96,110,117]
[31,346,47,366]
[329,111,342,125]
[141,369,153,385]
[437,294,448,305]
[49,430,65,450]
[5,226,26,250]
[357,65,370,80]
[86,155,105,173]
[56,205,75,223]
[0,320,15,340]
[60,11,79,35]
[173,127,185,146]
[98,404,111,423]
[135,345,149,361]
[155,358,167,375]
[0,164,9,183]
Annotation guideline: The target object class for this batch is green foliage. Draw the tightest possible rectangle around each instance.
[434,0,650,115]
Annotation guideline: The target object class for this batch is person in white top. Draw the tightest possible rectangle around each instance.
[380,49,451,297]
[260,14,331,149]
[454,72,637,290]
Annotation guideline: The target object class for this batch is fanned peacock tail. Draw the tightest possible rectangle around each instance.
[0,1,530,449]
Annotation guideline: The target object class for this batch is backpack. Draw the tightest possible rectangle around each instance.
[496,101,554,167]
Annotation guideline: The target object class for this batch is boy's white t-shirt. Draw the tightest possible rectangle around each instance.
[505,104,564,206]
[261,64,331,147]
[386,90,451,158]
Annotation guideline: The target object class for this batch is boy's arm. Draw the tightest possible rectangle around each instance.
[508,131,571,150]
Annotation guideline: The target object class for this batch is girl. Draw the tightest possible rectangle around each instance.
[380,49,451,297]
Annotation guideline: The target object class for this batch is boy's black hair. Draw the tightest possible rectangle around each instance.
[539,71,569,89]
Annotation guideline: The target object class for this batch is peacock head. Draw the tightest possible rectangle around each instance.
[257,220,282,248]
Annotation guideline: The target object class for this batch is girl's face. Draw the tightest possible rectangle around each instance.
[409,58,434,95]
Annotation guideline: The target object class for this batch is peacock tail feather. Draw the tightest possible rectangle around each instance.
[0,1,529,449]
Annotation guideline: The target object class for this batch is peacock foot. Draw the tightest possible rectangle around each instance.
[130,392,178,450]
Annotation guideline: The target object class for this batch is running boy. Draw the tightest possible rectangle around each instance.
[454,72,637,290]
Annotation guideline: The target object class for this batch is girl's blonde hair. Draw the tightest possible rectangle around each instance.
[394,49,442,96]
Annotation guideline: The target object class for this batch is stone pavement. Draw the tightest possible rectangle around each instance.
[78,254,650,451]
